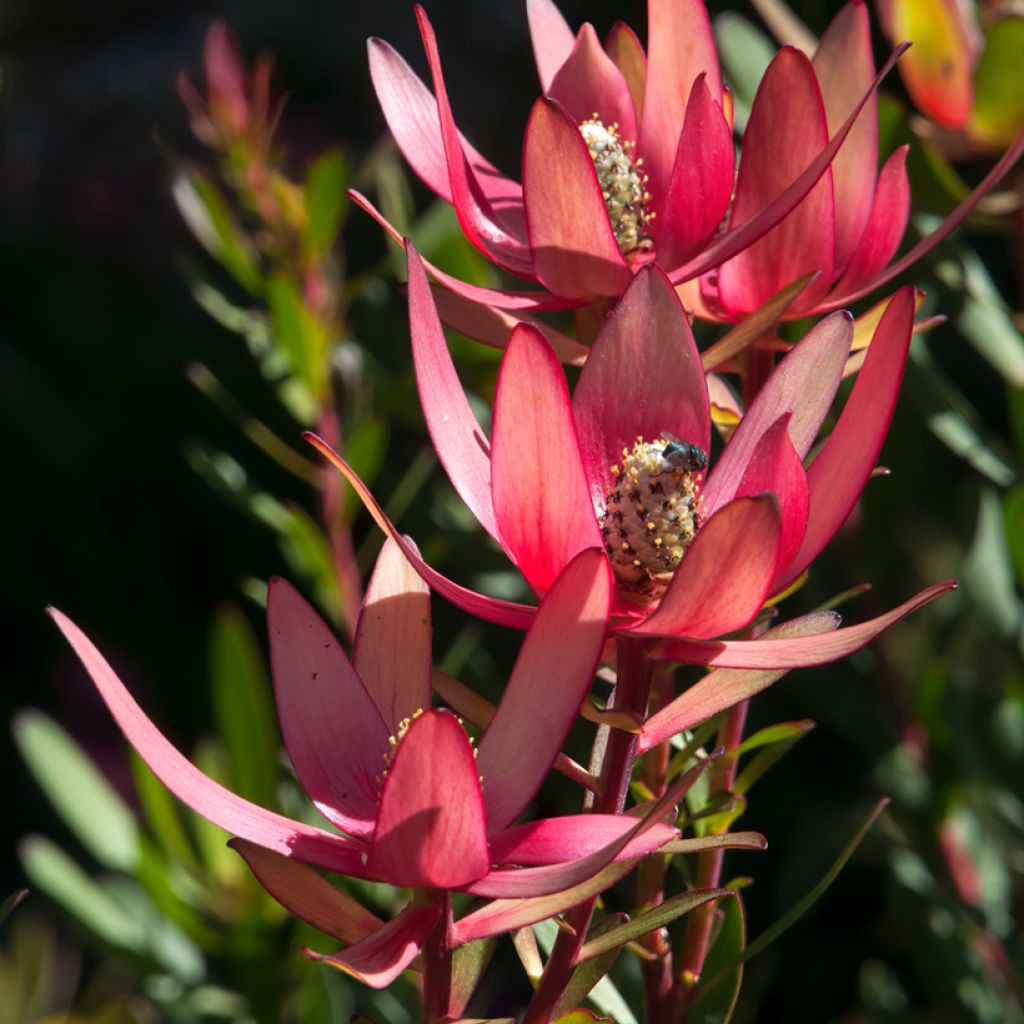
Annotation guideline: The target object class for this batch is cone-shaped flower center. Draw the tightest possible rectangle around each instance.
[600,435,707,595]
[579,117,653,258]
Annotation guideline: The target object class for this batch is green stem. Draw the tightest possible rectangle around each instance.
[636,668,675,1024]
[523,636,654,1024]
[418,888,453,1023]
[674,700,749,1021]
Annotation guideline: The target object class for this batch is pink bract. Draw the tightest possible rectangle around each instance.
[50,540,691,983]
[308,246,953,673]
[361,0,1022,325]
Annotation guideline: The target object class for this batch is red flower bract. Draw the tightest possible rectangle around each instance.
[358,0,1022,331]
[49,540,694,984]
[308,246,954,672]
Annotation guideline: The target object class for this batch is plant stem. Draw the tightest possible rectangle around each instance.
[674,700,749,1021]
[419,888,453,1023]
[523,636,654,1024]
[636,667,675,1024]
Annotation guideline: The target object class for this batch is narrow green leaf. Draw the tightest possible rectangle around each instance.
[668,715,724,778]
[450,938,498,1018]
[266,272,327,400]
[733,723,815,796]
[512,926,544,986]
[13,710,140,872]
[964,489,1024,639]
[936,248,1024,387]
[276,503,344,625]
[173,171,262,293]
[342,418,389,522]
[704,798,890,987]
[657,832,766,856]
[210,605,279,808]
[689,894,746,1024]
[556,913,628,1015]
[731,720,815,758]
[1010,386,1024,459]
[1004,487,1024,591]
[535,919,637,1024]
[576,890,732,965]
[18,836,145,949]
[304,149,349,258]
[131,750,201,872]
[190,740,246,887]
[713,13,775,131]
[101,876,205,983]
[910,339,1016,485]
[552,1011,610,1023]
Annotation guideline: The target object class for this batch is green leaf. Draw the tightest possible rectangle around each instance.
[703,799,890,989]
[534,917,639,1024]
[910,339,1016,486]
[689,894,746,1024]
[713,13,775,132]
[173,171,262,293]
[342,417,389,522]
[131,749,203,872]
[304,149,349,258]
[733,721,815,796]
[190,740,246,887]
[18,836,145,949]
[552,1012,610,1023]
[935,248,1024,387]
[1012,385,1024,465]
[0,888,28,928]
[1004,487,1024,591]
[971,18,1024,149]
[731,720,815,758]
[963,488,1024,639]
[275,503,344,625]
[556,914,628,1016]
[210,605,279,808]
[266,272,328,401]
[13,710,140,872]
[101,876,205,983]
[575,890,732,964]
[450,938,497,1018]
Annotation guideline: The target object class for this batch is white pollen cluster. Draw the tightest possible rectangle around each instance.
[600,435,706,596]
[579,117,654,257]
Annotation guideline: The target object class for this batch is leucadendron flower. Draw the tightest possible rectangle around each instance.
[310,246,954,675]
[51,540,698,987]
[355,0,1022,327]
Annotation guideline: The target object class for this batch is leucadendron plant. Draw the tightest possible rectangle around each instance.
[35,1,1024,1022]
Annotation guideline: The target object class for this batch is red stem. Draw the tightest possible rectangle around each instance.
[420,888,453,1023]
[522,636,654,1024]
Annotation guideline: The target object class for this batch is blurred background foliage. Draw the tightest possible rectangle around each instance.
[2,0,1023,1020]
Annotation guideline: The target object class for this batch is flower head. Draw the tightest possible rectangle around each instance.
[310,246,954,671]
[357,0,1022,330]
[50,539,692,984]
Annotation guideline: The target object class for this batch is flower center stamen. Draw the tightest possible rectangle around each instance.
[374,710,481,798]
[600,434,707,596]
[579,116,654,258]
